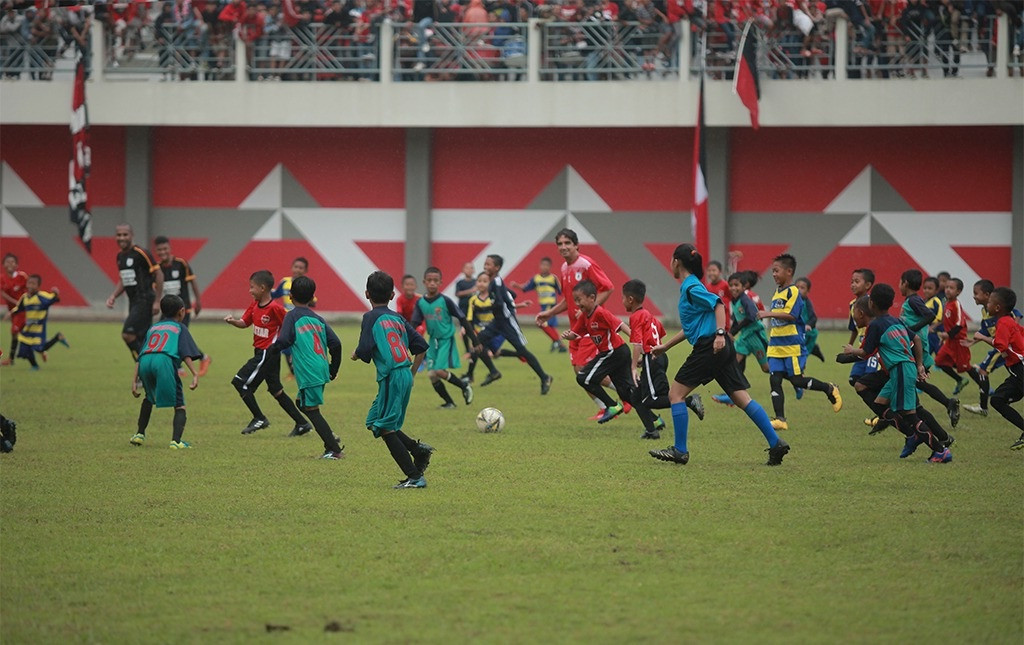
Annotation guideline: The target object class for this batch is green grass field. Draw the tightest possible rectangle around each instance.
[1,322,1021,643]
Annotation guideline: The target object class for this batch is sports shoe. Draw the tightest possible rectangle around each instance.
[412,441,434,473]
[952,378,967,396]
[869,418,891,435]
[649,446,689,464]
[863,416,878,427]
[540,375,554,395]
[588,410,605,421]
[288,422,312,437]
[711,393,734,407]
[0,357,11,366]
[480,371,502,387]
[640,430,661,440]
[394,476,427,489]
[771,417,788,431]
[765,438,790,466]
[320,450,345,460]
[1011,433,1024,450]
[462,382,474,405]
[598,403,624,424]
[439,402,457,409]
[899,435,921,459]
[653,416,666,430]
[827,383,843,412]
[169,441,192,449]
[927,448,953,463]
[946,397,960,428]
[558,344,567,353]
[241,418,270,434]
[963,404,987,416]
[460,372,473,384]
[130,433,145,446]
[687,394,706,421]
[57,333,69,348]
[794,387,804,400]
[198,355,212,377]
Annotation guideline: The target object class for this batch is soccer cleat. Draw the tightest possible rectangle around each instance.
[863,417,878,427]
[288,422,312,437]
[241,418,270,435]
[765,438,790,466]
[687,394,706,421]
[952,378,968,396]
[394,476,427,489]
[460,372,473,384]
[899,435,922,459]
[412,441,434,473]
[770,417,788,431]
[540,375,554,395]
[927,448,953,463]
[794,388,804,400]
[597,403,624,424]
[198,355,212,377]
[946,397,960,428]
[962,404,987,416]
[320,451,345,460]
[130,433,145,446]
[1011,434,1024,451]
[711,393,735,407]
[640,430,661,440]
[169,441,192,449]
[558,344,567,353]
[0,358,11,366]
[480,371,502,387]
[462,382,474,405]
[439,402,457,409]
[653,416,666,431]
[943,434,955,449]
[649,446,689,464]
[57,333,69,348]
[869,418,891,435]
[827,383,843,412]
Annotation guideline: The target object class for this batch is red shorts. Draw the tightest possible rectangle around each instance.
[570,336,598,368]
[935,339,971,372]
[9,311,25,335]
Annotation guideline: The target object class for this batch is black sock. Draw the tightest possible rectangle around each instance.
[383,432,421,479]
[857,387,878,410]
[466,357,478,378]
[881,408,914,438]
[432,380,454,404]
[992,392,1024,430]
[24,352,37,368]
[634,401,658,432]
[498,349,522,358]
[478,351,499,375]
[395,430,419,452]
[811,344,826,361]
[137,399,153,434]
[445,372,466,390]
[916,406,950,444]
[791,376,832,393]
[905,412,945,452]
[967,367,989,409]
[305,407,342,453]
[128,337,144,361]
[916,379,949,406]
[42,334,62,351]
[8,336,16,356]
[521,349,547,380]
[770,372,785,418]
[172,408,186,443]
[275,391,307,425]
[939,365,963,385]
[240,392,265,420]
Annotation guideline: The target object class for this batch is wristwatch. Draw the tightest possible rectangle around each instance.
[715,328,726,336]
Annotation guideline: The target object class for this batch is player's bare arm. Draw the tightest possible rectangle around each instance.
[107,278,125,308]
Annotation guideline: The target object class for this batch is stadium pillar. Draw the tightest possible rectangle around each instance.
[1012,126,1023,296]
[124,126,152,246]
[706,126,729,267]
[405,128,432,276]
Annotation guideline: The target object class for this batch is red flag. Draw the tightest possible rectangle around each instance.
[733,20,760,130]
[691,77,709,260]
[69,50,92,253]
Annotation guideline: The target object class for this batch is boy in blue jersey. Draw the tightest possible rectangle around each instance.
[758,254,841,430]
[5,275,69,369]
[352,271,435,489]
[412,266,476,409]
[511,257,567,353]
[130,295,201,449]
[272,276,346,459]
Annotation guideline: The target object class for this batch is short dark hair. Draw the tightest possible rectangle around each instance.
[795,276,811,291]
[923,276,939,289]
[707,260,723,271]
[423,266,442,279]
[554,228,578,246]
[160,294,185,318]
[27,273,41,283]
[900,269,923,291]
[572,279,597,298]
[974,279,994,294]
[153,235,170,246]
[487,254,504,269]
[937,271,951,280]
[401,274,416,283]
[853,268,875,286]
[540,256,552,264]
[742,270,759,289]
[622,279,646,302]
[250,270,274,289]
[773,253,797,273]
[366,271,395,304]
[991,286,1017,312]
[949,278,964,293]
[727,272,745,285]
[854,294,872,315]
[869,283,896,311]
[293,257,309,269]
[2,253,17,262]
[477,271,489,279]
[290,275,316,305]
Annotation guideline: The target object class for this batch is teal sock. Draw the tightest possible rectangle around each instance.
[671,401,689,453]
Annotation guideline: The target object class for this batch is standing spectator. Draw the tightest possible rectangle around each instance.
[29,6,57,80]
[0,2,25,79]
[899,0,928,77]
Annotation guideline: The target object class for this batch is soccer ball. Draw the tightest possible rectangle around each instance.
[475,407,505,433]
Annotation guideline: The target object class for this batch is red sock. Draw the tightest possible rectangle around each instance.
[541,325,560,342]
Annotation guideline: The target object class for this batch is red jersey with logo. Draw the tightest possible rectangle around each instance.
[629,307,665,354]
[993,315,1024,367]
[561,253,614,323]
[241,299,286,350]
[571,305,625,354]
[942,299,967,340]
[705,278,731,329]
[748,289,765,311]
[395,293,420,324]
[2,270,28,312]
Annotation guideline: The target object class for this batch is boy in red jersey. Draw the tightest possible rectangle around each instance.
[563,280,658,433]
[967,287,1024,449]
[1,253,28,363]
[703,260,731,330]
[224,270,312,437]
[934,278,977,393]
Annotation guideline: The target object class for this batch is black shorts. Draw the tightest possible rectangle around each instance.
[478,317,529,353]
[673,335,750,393]
[637,352,670,408]
[855,369,889,395]
[123,296,154,337]
[232,348,283,395]
[992,362,1023,404]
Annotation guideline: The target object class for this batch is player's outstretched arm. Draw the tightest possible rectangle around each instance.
[537,299,567,323]
[107,279,125,308]
[183,357,199,389]
[653,329,686,356]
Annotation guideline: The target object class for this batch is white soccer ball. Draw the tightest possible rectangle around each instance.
[475,407,505,433]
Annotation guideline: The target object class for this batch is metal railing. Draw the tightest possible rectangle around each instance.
[250,24,378,81]
[0,32,73,79]
[392,21,527,81]
[539,20,679,81]
[103,22,235,80]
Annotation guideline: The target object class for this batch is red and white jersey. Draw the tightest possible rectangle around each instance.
[241,298,286,350]
[629,307,665,354]
[993,315,1024,367]
[561,253,614,324]
[1,270,28,312]
[942,299,967,341]
[571,305,625,354]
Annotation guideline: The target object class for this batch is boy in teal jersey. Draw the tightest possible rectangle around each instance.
[843,284,954,463]
[511,257,567,352]
[273,276,345,460]
[130,295,201,449]
[411,267,476,409]
[352,271,435,489]
[794,277,826,363]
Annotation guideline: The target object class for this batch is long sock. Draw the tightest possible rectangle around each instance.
[541,325,560,342]
[579,373,617,407]
[789,375,832,393]
[881,407,916,438]
[991,394,1024,430]
[916,379,949,406]
[499,349,523,359]
[42,334,63,351]
[8,336,16,357]
[967,367,989,409]
[394,430,419,451]
[916,406,950,443]
[274,391,307,424]
[902,411,945,452]
[172,408,186,443]
[128,336,144,361]
[671,400,689,453]
[432,380,454,404]
[521,349,547,380]
[137,399,153,434]
[304,407,342,453]
[466,357,478,379]
[858,387,878,409]
[633,401,658,432]
[744,399,779,447]
[383,432,422,479]
[939,365,963,386]
[445,372,466,390]
[24,352,37,368]
[810,344,826,362]
[478,351,499,375]
[770,372,785,418]
[240,392,264,420]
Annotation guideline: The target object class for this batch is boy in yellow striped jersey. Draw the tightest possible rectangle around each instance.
[5,275,68,370]
[511,257,567,353]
